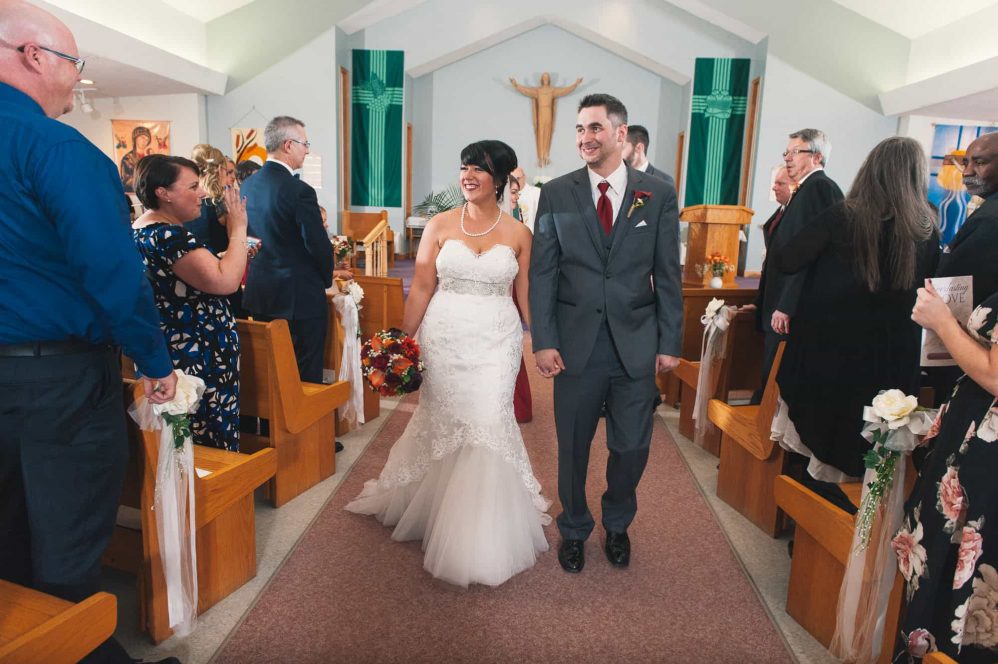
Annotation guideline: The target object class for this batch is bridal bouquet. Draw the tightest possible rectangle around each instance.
[361,328,425,396]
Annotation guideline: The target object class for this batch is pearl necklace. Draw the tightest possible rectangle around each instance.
[460,202,502,237]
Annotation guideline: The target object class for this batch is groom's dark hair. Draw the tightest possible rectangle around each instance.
[578,93,628,127]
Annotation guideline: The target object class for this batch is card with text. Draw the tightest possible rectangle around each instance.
[921,275,973,366]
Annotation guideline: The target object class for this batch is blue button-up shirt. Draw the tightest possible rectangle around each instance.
[0,82,172,378]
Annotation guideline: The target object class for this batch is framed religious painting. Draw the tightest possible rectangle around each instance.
[112,120,171,193]
[232,128,267,165]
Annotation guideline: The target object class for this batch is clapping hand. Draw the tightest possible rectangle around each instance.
[223,184,248,234]
[912,279,954,332]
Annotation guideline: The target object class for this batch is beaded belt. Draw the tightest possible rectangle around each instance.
[438,277,508,297]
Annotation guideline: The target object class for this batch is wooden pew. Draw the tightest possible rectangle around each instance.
[104,382,277,643]
[238,318,350,507]
[708,341,787,536]
[774,456,919,663]
[675,309,764,455]
[924,653,958,664]
[658,286,758,406]
[341,210,395,267]
[0,580,116,664]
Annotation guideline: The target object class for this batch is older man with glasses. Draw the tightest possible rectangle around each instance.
[752,128,843,403]
[0,1,180,663]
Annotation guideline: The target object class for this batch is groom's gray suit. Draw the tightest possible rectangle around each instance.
[529,165,682,540]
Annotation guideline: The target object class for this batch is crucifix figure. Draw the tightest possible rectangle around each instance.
[510,72,583,167]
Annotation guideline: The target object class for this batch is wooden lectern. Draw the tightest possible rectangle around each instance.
[680,205,754,287]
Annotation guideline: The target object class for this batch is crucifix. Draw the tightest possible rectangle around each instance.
[509,72,583,167]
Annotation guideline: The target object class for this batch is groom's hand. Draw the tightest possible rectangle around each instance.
[655,354,679,374]
[535,349,565,378]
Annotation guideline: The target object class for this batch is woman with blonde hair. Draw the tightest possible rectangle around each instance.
[186,143,231,254]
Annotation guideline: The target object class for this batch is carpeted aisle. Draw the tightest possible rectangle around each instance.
[215,338,793,664]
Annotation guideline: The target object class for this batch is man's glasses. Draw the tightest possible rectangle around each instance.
[289,139,311,149]
[18,44,86,73]
[782,148,816,158]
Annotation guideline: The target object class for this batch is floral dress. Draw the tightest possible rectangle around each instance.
[894,292,998,662]
[133,223,240,451]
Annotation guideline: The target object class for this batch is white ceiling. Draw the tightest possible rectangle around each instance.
[160,0,253,22]
[830,0,997,38]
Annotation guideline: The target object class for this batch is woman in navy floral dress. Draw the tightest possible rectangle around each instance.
[131,155,255,451]
[896,285,998,661]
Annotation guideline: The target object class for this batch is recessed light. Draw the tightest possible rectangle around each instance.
[80,79,94,85]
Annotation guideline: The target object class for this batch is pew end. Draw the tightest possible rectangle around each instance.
[709,342,788,536]
[238,318,350,507]
[0,580,116,664]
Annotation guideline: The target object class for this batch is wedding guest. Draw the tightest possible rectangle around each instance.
[224,156,237,187]
[772,137,939,509]
[754,128,843,403]
[319,206,354,280]
[511,166,540,232]
[132,154,250,451]
[897,281,998,662]
[186,143,231,254]
[621,124,676,191]
[236,159,261,184]
[243,115,333,384]
[0,3,177,663]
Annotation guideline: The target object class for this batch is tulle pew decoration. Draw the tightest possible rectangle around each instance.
[831,390,936,663]
[692,298,735,446]
[127,370,206,638]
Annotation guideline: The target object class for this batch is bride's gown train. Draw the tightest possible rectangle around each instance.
[345,239,550,587]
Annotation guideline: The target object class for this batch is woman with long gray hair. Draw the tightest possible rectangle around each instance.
[770,136,940,508]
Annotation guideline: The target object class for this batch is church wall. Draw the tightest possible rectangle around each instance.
[60,93,206,165]
[743,54,899,272]
[416,24,680,198]
[205,26,341,217]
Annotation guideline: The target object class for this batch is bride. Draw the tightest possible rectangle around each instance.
[345,140,550,587]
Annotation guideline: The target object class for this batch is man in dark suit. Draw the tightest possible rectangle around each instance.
[622,124,676,192]
[243,116,333,383]
[754,128,843,402]
[925,132,998,402]
[530,94,683,573]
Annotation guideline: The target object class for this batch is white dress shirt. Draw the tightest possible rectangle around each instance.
[587,161,628,225]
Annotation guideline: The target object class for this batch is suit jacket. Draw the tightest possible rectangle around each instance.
[529,165,683,378]
[643,162,676,193]
[756,169,843,332]
[936,194,998,306]
[242,161,333,320]
[760,206,784,251]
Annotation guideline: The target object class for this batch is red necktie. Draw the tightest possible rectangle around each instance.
[767,206,785,238]
[597,181,613,235]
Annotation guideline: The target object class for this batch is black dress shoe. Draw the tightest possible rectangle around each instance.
[335,440,344,453]
[558,539,585,573]
[605,530,630,568]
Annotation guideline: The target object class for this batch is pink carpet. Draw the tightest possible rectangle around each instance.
[215,340,793,663]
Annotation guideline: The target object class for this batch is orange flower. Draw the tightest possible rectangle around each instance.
[392,357,413,373]
[369,335,383,352]
[369,369,385,387]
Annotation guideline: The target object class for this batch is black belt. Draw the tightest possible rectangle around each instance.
[0,340,116,358]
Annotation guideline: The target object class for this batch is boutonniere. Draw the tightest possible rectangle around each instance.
[627,190,652,218]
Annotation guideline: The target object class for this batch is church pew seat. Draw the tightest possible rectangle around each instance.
[238,318,350,507]
[0,580,116,664]
[659,287,758,406]
[104,382,277,644]
[774,475,906,664]
[341,210,395,267]
[675,309,763,455]
[708,341,787,536]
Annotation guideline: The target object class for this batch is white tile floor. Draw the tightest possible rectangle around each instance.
[105,399,838,664]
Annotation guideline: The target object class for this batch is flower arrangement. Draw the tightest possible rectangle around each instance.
[856,389,935,549]
[332,235,354,267]
[360,328,425,396]
[695,252,736,279]
[151,370,206,450]
[345,280,364,308]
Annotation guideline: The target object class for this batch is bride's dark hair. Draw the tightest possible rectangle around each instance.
[460,140,518,203]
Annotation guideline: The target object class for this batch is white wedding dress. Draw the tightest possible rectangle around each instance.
[345,239,551,587]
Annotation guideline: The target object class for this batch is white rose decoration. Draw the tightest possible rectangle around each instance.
[346,280,365,307]
[152,370,205,417]
[868,389,919,430]
[704,298,725,320]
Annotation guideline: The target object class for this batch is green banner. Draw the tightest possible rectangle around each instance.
[684,58,750,206]
[351,49,404,207]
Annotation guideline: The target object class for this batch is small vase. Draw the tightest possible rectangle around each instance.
[709,276,724,289]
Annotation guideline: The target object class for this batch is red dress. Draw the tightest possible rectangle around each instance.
[511,289,532,423]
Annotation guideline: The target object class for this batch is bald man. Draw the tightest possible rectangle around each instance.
[0,3,178,662]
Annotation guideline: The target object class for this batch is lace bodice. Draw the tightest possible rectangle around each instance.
[435,239,518,297]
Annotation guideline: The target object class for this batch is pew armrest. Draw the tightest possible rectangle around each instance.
[708,400,778,461]
[774,475,855,564]
[194,447,277,525]
[675,359,700,388]
[284,380,351,434]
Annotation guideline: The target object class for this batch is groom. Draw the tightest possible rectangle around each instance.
[529,93,682,573]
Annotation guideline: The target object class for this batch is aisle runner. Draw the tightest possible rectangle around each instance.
[216,342,793,663]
